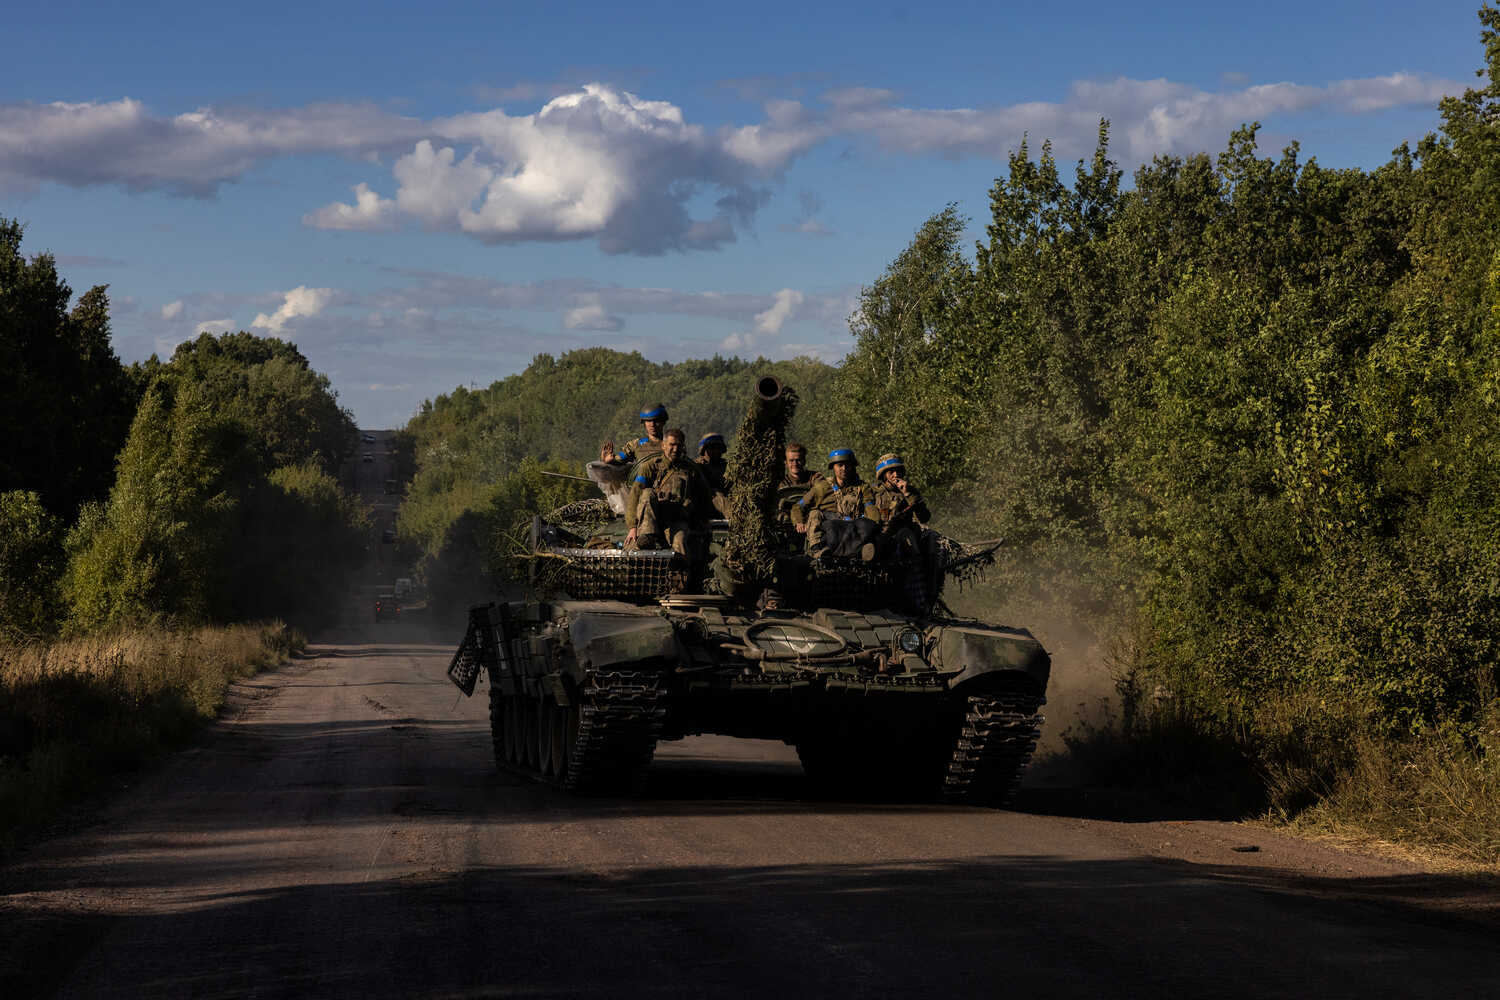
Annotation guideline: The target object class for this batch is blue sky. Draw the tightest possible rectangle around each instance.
[2,1,1486,428]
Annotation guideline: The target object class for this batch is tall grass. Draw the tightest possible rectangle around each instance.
[0,624,302,850]
[1063,632,1500,866]
[1288,697,1500,867]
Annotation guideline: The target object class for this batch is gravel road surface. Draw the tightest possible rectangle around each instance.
[4,629,1499,999]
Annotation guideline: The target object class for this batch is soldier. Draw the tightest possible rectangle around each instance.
[793,448,879,560]
[872,452,932,556]
[625,428,711,555]
[697,432,730,516]
[777,442,824,529]
[601,403,669,466]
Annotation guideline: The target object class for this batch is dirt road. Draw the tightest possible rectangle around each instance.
[5,630,1499,998]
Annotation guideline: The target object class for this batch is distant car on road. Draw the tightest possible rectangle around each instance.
[381,528,396,543]
[362,453,374,463]
[361,433,376,444]
[374,594,400,622]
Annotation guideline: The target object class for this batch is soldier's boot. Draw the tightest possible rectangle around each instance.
[633,499,670,550]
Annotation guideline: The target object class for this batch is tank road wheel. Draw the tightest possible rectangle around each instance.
[522,695,539,769]
[487,681,506,770]
[550,701,570,778]
[502,695,519,764]
[537,694,556,776]
[559,701,583,789]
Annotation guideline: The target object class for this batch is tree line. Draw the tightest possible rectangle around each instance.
[822,10,1500,813]
[0,227,367,639]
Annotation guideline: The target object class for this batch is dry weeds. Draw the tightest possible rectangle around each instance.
[0,623,302,850]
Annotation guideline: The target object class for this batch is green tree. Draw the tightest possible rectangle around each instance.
[166,331,357,473]
[64,376,255,630]
[829,204,971,480]
[0,491,64,641]
[234,462,370,624]
[0,220,134,519]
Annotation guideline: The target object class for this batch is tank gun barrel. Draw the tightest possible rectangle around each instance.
[716,374,798,598]
[754,375,783,403]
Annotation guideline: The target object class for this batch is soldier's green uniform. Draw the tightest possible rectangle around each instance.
[696,432,730,516]
[797,448,878,559]
[614,434,662,465]
[873,453,933,561]
[627,451,712,554]
[605,403,669,466]
[779,467,824,527]
[872,453,931,528]
[699,455,728,493]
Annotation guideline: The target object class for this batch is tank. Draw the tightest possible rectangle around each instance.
[446,376,1049,803]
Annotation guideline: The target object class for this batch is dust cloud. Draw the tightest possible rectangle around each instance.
[946,581,1121,789]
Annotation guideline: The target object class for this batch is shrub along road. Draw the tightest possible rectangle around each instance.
[3,630,1499,998]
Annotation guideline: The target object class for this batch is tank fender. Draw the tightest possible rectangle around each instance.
[932,624,1050,695]
[567,612,679,671]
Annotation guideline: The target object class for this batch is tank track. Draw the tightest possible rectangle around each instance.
[941,692,1045,806]
[562,670,666,793]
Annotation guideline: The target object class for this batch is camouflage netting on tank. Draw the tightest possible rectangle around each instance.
[546,498,616,534]
[771,537,998,614]
[718,382,798,593]
[532,548,688,600]
[933,535,1000,594]
[778,556,915,611]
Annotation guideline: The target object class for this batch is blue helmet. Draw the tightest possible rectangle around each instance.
[697,432,725,454]
[639,403,668,421]
[875,453,905,479]
[826,447,857,469]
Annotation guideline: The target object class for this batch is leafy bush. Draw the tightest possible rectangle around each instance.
[64,335,368,631]
[0,492,63,641]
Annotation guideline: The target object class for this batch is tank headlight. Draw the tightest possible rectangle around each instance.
[898,629,923,654]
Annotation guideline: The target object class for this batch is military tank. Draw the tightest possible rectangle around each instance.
[446,376,1049,803]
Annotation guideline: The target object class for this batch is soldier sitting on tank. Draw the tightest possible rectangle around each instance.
[601,403,669,466]
[792,448,879,561]
[625,428,712,556]
[778,442,824,531]
[872,452,933,557]
[696,431,730,517]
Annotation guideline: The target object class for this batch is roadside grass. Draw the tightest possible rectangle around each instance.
[0,624,303,852]
[1283,702,1500,869]
[1055,669,1500,869]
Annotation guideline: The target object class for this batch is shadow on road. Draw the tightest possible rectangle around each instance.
[9,850,1500,999]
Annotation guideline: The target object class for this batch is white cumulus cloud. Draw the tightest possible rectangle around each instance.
[563,299,624,331]
[195,318,235,335]
[160,299,183,320]
[754,289,805,335]
[2,72,1462,256]
[252,286,335,332]
[310,84,781,254]
[302,182,393,230]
